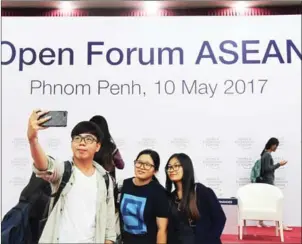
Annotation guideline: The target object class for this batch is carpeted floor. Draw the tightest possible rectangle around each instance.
[222,226,302,243]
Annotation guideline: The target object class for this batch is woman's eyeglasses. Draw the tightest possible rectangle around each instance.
[134,160,155,170]
[166,164,182,172]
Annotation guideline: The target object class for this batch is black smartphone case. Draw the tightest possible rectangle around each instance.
[40,111,68,127]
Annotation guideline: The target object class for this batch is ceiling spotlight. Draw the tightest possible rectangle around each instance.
[143,1,160,15]
[233,1,249,11]
[59,1,74,11]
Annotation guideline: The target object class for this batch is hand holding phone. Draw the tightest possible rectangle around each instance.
[27,110,51,141]
[280,160,288,166]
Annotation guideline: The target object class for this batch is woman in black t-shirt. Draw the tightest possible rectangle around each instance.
[119,149,169,244]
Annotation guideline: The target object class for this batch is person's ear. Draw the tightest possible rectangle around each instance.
[96,142,101,152]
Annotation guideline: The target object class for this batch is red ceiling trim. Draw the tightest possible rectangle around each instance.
[2,6,302,17]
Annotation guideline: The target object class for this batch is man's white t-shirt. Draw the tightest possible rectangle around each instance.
[58,166,97,243]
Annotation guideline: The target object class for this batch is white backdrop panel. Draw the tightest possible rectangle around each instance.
[2,16,301,226]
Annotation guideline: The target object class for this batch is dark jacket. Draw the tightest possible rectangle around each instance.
[261,151,280,185]
[168,183,226,244]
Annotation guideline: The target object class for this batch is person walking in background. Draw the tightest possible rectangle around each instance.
[260,138,287,185]
[257,137,292,231]
[119,149,169,244]
[165,153,226,244]
[90,115,125,179]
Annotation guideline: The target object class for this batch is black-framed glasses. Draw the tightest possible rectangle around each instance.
[166,164,182,172]
[134,160,155,170]
[72,135,97,144]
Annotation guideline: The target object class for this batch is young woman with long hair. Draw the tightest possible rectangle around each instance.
[165,153,226,244]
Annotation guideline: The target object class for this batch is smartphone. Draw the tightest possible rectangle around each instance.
[38,111,68,127]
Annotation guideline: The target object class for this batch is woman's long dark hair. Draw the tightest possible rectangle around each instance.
[90,115,116,172]
[165,153,200,220]
[136,149,160,183]
[261,137,279,157]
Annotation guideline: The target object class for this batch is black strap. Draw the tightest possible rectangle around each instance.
[104,173,109,191]
[51,161,72,207]
[119,181,125,241]
[103,172,110,203]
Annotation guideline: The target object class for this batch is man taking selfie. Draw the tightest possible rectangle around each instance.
[27,110,116,243]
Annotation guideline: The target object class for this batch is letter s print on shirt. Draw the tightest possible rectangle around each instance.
[120,194,147,235]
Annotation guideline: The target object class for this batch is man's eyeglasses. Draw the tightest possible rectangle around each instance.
[166,164,182,172]
[134,160,155,170]
[72,135,97,144]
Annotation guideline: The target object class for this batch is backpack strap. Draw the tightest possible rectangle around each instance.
[119,180,125,241]
[51,161,72,207]
[103,173,110,203]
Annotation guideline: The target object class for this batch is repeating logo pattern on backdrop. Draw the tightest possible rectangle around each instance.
[9,176,28,188]
[205,177,223,197]
[236,157,253,170]
[138,138,157,149]
[235,137,254,150]
[12,138,28,151]
[203,137,221,150]
[10,157,29,171]
[236,177,251,187]
[202,157,222,170]
[170,137,190,150]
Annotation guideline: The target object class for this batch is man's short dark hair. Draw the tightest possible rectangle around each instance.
[71,121,104,142]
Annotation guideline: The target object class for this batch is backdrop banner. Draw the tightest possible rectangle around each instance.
[2,16,301,226]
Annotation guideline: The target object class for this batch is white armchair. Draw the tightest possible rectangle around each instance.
[237,183,284,242]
